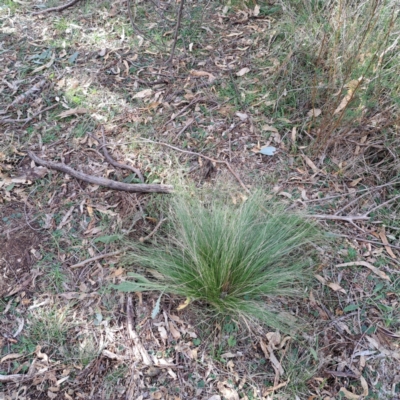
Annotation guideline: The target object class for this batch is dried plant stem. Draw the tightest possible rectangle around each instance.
[70,250,123,269]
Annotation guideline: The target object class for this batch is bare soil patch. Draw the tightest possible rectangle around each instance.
[0,202,42,298]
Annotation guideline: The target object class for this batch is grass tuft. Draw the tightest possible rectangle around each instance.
[115,192,320,331]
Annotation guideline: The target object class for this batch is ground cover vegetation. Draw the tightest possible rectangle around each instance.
[0,0,400,398]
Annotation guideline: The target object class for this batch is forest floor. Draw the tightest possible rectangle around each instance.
[1,0,400,399]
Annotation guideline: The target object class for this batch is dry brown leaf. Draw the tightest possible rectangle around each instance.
[303,155,319,173]
[264,379,290,395]
[378,229,397,259]
[57,108,89,118]
[176,297,191,311]
[235,111,248,121]
[169,314,184,324]
[32,52,55,74]
[151,391,163,400]
[349,178,363,187]
[307,108,322,117]
[339,388,361,399]
[158,326,168,341]
[260,339,284,375]
[56,206,74,230]
[339,376,368,399]
[133,89,153,99]
[315,274,346,293]
[168,322,181,340]
[334,78,362,115]
[336,261,391,281]
[253,4,260,16]
[0,353,24,363]
[236,67,250,76]
[217,382,239,400]
[190,70,216,82]
[266,331,281,348]
[261,124,279,133]
[110,267,125,278]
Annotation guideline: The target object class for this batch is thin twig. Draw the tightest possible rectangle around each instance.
[308,193,400,227]
[176,117,194,138]
[70,250,123,269]
[139,138,250,193]
[303,179,400,203]
[32,0,81,15]
[168,0,185,64]
[99,127,144,182]
[333,233,400,251]
[1,104,58,125]
[27,151,173,193]
[139,217,166,243]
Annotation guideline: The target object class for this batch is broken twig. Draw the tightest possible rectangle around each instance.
[70,250,124,269]
[27,151,173,193]
[32,0,81,15]
[139,216,167,242]
[97,127,144,182]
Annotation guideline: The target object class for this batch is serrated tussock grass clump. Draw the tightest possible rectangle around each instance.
[116,193,320,331]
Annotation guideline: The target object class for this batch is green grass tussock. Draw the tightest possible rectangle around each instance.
[115,192,320,331]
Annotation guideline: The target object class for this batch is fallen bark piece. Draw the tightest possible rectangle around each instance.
[27,151,173,194]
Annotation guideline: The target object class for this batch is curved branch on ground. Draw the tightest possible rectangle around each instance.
[27,151,173,194]
[32,0,81,15]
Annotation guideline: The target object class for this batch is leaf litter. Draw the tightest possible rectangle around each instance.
[0,0,399,398]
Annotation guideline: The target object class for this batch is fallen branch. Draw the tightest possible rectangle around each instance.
[70,250,124,269]
[98,127,144,182]
[139,139,250,193]
[32,0,81,15]
[27,151,173,193]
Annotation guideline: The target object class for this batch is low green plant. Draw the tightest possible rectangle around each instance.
[114,192,320,331]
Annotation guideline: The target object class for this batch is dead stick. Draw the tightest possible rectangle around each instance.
[333,233,400,251]
[27,151,173,193]
[168,0,185,63]
[308,194,400,224]
[100,127,144,182]
[70,250,123,269]
[308,214,370,223]
[140,139,250,193]
[139,217,166,243]
[32,0,81,15]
